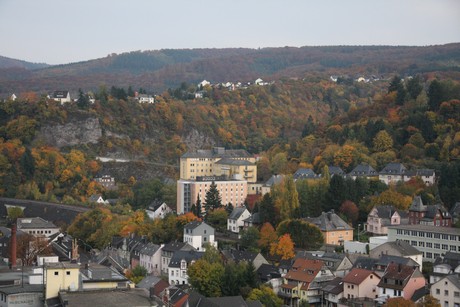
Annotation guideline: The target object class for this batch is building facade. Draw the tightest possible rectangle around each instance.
[388,224,460,262]
[176,176,247,214]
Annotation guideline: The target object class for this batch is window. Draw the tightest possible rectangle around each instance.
[427,252,433,259]
[445,290,449,296]
[54,271,59,276]
[419,241,425,247]
[455,292,460,298]
[411,241,417,246]
[427,242,433,248]
[66,271,70,276]
[442,244,448,250]
[435,243,441,249]
[451,245,457,252]
[436,289,440,295]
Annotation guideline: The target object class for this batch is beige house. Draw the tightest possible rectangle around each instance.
[304,210,353,245]
[342,268,380,301]
[179,147,256,182]
[370,240,423,270]
[45,262,80,299]
[431,275,460,307]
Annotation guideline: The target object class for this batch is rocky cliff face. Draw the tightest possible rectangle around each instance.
[37,117,102,148]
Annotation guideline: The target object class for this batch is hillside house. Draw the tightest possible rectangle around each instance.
[146,200,172,220]
[51,90,71,104]
[379,162,407,185]
[377,263,426,302]
[139,242,162,275]
[370,240,423,270]
[137,94,154,103]
[161,242,195,275]
[227,207,251,233]
[366,205,408,235]
[348,163,378,180]
[168,250,204,286]
[430,274,460,307]
[183,221,216,251]
[304,210,353,245]
[17,217,60,238]
[408,196,452,227]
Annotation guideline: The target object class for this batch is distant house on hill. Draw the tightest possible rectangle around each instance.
[146,200,172,220]
[366,205,408,235]
[304,210,353,245]
[137,94,154,104]
[227,207,251,234]
[348,163,378,180]
[51,90,71,104]
[408,196,452,227]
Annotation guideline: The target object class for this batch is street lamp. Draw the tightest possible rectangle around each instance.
[357,224,361,242]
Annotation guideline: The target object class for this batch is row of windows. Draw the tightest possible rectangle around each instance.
[29,230,53,235]
[54,271,71,276]
[434,288,460,297]
[396,229,459,241]
[409,240,458,252]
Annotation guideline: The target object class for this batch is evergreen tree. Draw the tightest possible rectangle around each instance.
[388,75,403,93]
[127,86,135,97]
[258,193,278,226]
[326,175,348,211]
[406,75,423,100]
[428,79,445,111]
[194,195,202,218]
[20,147,35,181]
[204,181,222,213]
[226,202,234,215]
[76,88,90,109]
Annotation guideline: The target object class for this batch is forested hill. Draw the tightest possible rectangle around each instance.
[1,44,460,95]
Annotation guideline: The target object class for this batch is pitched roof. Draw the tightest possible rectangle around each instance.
[322,277,344,295]
[215,158,254,166]
[293,168,320,180]
[17,217,58,229]
[379,162,407,175]
[284,258,324,283]
[243,212,260,224]
[378,263,423,289]
[305,210,353,231]
[168,250,204,268]
[184,220,213,231]
[378,240,421,256]
[162,242,194,253]
[139,242,161,256]
[187,291,220,307]
[328,166,345,177]
[58,288,151,307]
[348,163,378,177]
[256,263,281,281]
[228,207,248,220]
[411,286,429,302]
[148,199,167,211]
[409,196,426,212]
[222,249,261,264]
[343,268,377,285]
[353,257,378,270]
[207,296,248,307]
[264,174,285,187]
[424,204,451,219]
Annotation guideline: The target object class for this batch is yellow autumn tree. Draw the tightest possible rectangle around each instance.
[270,234,295,260]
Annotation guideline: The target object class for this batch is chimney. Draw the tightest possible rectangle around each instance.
[9,223,17,268]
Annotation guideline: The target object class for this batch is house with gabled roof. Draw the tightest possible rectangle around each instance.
[183,221,216,251]
[379,162,407,185]
[161,242,195,275]
[408,195,452,227]
[88,194,109,205]
[51,90,71,104]
[227,207,251,233]
[377,263,426,302]
[139,242,162,275]
[321,277,344,306]
[168,250,204,286]
[348,163,378,180]
[221,248,269,270]
[243,212,260,229]
[430,252,460,284]
[404,168,436,185]
[278,258,334,305]
[146,200,172,220]
[297,251,353,277]
[304,210,353,245]
[293,168,321,181]
[342,268,380,301]
[366,205,408,235]
[328,166,345,177]
[137,94,154,104]
[370,240,423,270]
[431,274,460,307]
[261,174,285,195]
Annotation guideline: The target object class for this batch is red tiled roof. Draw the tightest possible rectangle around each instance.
[284,258,323,283]
[343,268,378,285]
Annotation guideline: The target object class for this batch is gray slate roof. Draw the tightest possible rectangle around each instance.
[305,210,353,231]
[139,242,161,257]
[215,158,254,166]
[169,250,204,268]
[321,277,344,295]
[293,168,320,180]
[328,166,345,177]
[379,162,407,175]
[409,196,426,212]
[382,240,421,256]
[228,207,247,220]
[264,174,285,187]
[17,217,58,229]
[348,163,378,177]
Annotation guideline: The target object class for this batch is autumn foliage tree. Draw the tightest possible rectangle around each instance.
[270,234,295,260]
[258,222,278,253]
[339,200,359,225]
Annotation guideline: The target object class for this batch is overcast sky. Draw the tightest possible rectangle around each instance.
[1,0,459,65]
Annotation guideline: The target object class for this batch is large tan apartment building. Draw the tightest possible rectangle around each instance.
[179,147,257,183]
[177,176,247,214]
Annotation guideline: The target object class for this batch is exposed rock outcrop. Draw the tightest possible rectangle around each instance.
[37,117,102,148]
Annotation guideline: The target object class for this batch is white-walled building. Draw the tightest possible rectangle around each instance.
[183,221,217,251]
[227,207,251,233]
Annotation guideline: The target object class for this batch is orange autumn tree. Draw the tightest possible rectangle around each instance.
[258,222,278,253]
[270,234,295,260]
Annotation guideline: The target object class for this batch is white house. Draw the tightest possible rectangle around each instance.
[168,250,203,286]
[89,194,108,204]
[227,207,251,234]
[51,90,71,104]
[183,221,217,251]
[431,275,460,307]
[139,242,162,275]
[137,94,154,104]
[146,200,172,220]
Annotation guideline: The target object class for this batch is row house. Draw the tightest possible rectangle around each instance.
[376,263,426,302]
[430,252,460,284]
[161,242,194,275]
[168,250,204,286]
[431,274,460,307]
[370,240,423,269]
[342,268,380,301]
[366,205,408,235]
[297,251,353,277]
[279,258,334,305]
[139,242,162,275]
[409,196,452,227]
